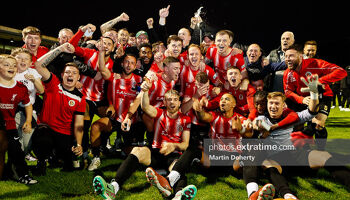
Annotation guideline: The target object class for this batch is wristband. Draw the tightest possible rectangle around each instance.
[310,92,318,100]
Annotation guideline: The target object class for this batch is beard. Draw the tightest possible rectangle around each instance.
[122,68,132,75]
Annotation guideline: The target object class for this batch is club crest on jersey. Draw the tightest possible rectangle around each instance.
[11,94,17,101]
[239,94,244,100]
[177,124,183,133]
[68,100,75,107]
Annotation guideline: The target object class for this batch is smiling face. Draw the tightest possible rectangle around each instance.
[139,46,153,65]
[118,29,129,45]
[167,40,182,58]
[254,95,267,115]
[100,37,115,56]
[164,91,181,114]
[188,46,202,68]
[227,68,242,88]
[58,29,74,45]
[247,44,262,63]
[303,44,317,58]
[215,33,232,56]
[219,93,236,113]
[267,96,285,119]
[61,65,80,91]
[285,49,302,70]
[164,61,181,81]
[14,52,31,73]
[136,34,149,47]
[23,33,41,54]
[178,28,191,46]
[122,55,137,75]
[0,56,17,80]
[103,30,118,45]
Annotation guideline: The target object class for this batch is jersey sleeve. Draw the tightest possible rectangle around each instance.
[206,65,220,86]
[235,53,246,71]
[74,96,86,115]
[43,73,59,93]
[277,108,299,128]
[20,85,31,107]
[316,59,347,84]
[283,70,304,104]
[246,85,258,120]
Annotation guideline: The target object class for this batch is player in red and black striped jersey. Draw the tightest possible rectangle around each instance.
[0,54,36,184]
[205,30,249,90]
[178,44,220,96]
[143,92,253,200]
[123,56,181,135]
[32,43,86,174]
[92,89,191,199]
[69,24,115,156]
[181,72,220,150]
[87,45,145,171]
[208,67,258,126]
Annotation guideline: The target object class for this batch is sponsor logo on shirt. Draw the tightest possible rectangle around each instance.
[0,103,14,109]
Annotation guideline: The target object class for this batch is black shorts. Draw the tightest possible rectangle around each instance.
[149,148,181,170]
[318,96,332,116]
[109,117,146,146]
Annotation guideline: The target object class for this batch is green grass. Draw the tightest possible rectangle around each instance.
[1,107,350,200]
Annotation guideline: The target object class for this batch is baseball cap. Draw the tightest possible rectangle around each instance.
[203,32,214,41]
[136,30,148,38]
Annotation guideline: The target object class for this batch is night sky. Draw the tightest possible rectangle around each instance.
[1,0,349,66]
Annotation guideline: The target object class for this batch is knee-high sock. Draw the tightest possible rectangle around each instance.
[115,154,140,186]
[266,167,292,197]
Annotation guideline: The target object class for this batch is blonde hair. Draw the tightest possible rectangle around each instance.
[164,89,180,98]
[0,54,17,64]
[22,26,41,38]
[10,48,32,60]
[267,92,286,102]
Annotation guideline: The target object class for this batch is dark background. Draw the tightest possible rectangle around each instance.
[1,0,349,66]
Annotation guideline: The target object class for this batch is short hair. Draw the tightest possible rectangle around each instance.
[304,40,317,46]
[63,62,80,74]
[167,35,183,45]
[121,53,138,62]
[139,43,152,50]
[58,28,73,37]
[216,30,234,41]
[254,90,268,101]
[286,44,303,53]
[22,26,41,38]
[267,92,286,102]
[188,43,201,52]
[129,32,135,37]
[163,56,179,67]
[118,28,129,33]
[227,66,241,72]
[164,89,180,98]
[100,36,115,45]
[195,72,209,84]
[0,54,16,64]
[152,41,164,53]
[10,47,32,60]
